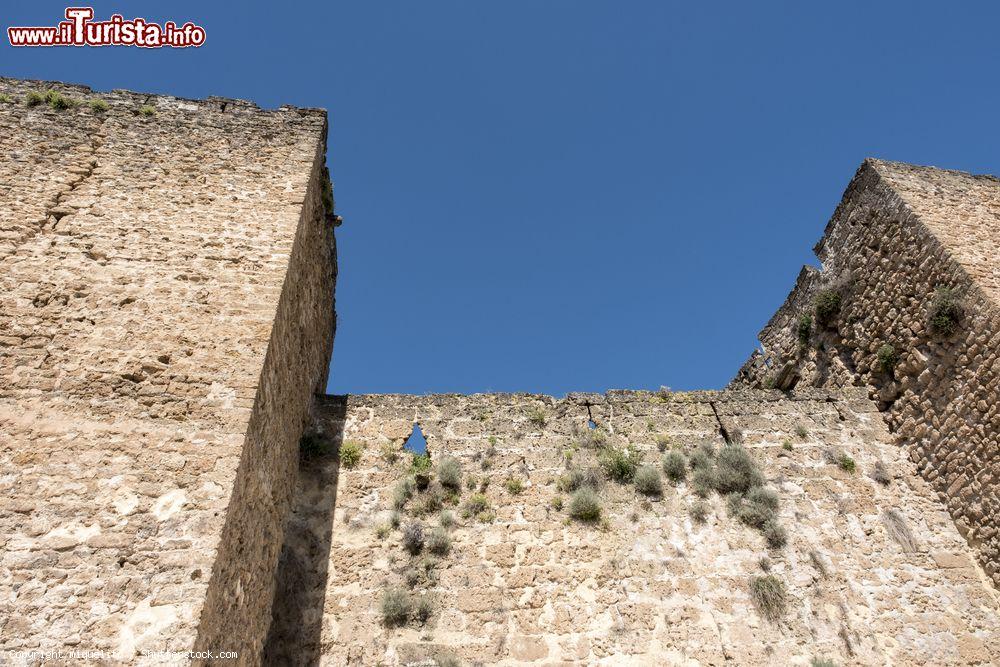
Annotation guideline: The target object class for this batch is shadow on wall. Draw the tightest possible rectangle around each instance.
[262,398,347,665]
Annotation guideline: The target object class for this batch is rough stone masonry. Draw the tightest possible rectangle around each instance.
[734,159,1000,590]
[0,78,335,663]
[0,77,998,666]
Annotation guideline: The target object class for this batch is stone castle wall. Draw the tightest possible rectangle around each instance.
[267,390,1000,666]
[733,159,1000,588]
[0,78,335,663]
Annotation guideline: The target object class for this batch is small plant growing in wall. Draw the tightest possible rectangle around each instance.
[381,587,411,627]
[527,406,547,427]
[715,442,764,494]
[504,477,525,495]
[402,522,425,555]
[25,90,45,107]
[568,487,602,522]
[633,465,663,497]
[427,526,451,555]
[339,440,363,468]
[876,343,898,374]
[689,499,710,524]
[748,574,787,623]
[797,313,813,346]
[138,104,156,117]
[89,98,109,113]
[599,445,642,483]
[814,289,842,328]
[0,93,12,104]
[927,286,963,338]
[794,424,809,440]
[437,457,462,491]
[662,450,687,483]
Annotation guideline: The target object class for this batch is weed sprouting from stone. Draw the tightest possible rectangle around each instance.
[928,286,963,338]
[748,575,787,623]
[633,465,663,496]
[402,522,425,555]
[568,487,601,522]
[662,451,687,483]
[339,440,363,468]
[381,587,411,627]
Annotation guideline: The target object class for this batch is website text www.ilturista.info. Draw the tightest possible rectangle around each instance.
[8,7,206,48]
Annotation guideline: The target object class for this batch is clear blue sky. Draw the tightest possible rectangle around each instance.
[5,2,1000,395]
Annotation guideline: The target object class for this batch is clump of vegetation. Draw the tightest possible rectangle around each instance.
[599,445,642,483]
[794,424,809,440]
[662,451,688,483]
[88,98,109,113]
[781,440,793,452]
[0,93,12,104]
[138,104,156,117]
[393,477,415,510]
[715,443,764,494]
[416,485,444,516]
[568,487,601,522]
[402,522,425,555]
[46,91,77,110]
[814,289,843,328]
[928,286,963,338]
[837,453,856,473]
[504,477,525,495]
[551,495,564,511]
[299,432,333,459]
[691,466,718,498]
[411,452,433,473]
[25,90,46,107]
[735,487,779,528]
[437,456,462,491]
[882,508,918,553]
[689,443,715,470]
[390,511,401,529]
[439,510,455,529]
[748,575,787,623]
[876,343,898,373]
[527,406,546,427]
[375,524,391,540]
[413,596,434,624]
[463,493,493,522]
[339,440,363,468]
[763,519,788,548]
[578,426,608,449]
[427,526,451,555]
[797,313,813,346]
[871,459,891,486]
[380,442,400,463]
[633,465,663,496]
[655,434,671,452]
[689,499,710,525]
[559,467,602,493]
[381,587,411,627]
[811,658,837,667]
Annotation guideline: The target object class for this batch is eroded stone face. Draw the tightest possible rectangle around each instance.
[734,159,1000,590]
[0,78,335,663]
[269,389,1000,666]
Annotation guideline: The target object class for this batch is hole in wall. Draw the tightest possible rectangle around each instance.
[403,423,428,455]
